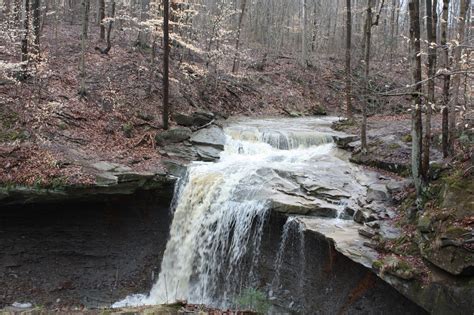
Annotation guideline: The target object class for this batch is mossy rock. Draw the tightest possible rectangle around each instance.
[381,255,416,280]
[417,215,432,233]
[420,239,473,276]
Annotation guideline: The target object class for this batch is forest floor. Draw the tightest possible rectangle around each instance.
[0,24,413,188]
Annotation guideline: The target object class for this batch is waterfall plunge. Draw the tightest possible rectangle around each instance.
[113,118,339,309]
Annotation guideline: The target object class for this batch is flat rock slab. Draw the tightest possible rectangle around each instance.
[190,125,226,149]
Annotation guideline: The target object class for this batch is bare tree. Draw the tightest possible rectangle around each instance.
[345,0,353,118]
[232,0,247,74]
[422,0,437,179]
[20,0,31,80]
[441,0,450,157]
[99,0,105,40]
[32,0,40,54]
[79,0,89,97]
[408,0,423,200]
[449,0,470,153]
[163,0,170,130]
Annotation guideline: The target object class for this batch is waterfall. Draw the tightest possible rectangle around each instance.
[113,117,340,309]
[269,217,306,311]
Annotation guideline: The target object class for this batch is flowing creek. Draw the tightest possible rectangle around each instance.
[113,117,423,313]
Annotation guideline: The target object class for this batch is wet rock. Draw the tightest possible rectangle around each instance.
[271,199,313,215]
[190,125,226,149]
[366,184,388,203]
[95,173,118,186]
[195,145,222,162]
[354,209,368,224]
[155,127,192,146]
[358,226,377,239]
[366,221,381,229]
[339,206,356,220]
[334,135,358,150]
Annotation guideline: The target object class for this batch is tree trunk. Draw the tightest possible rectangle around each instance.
[147,37,157,97]
[441,0,450,157]
[449,0,470,154]
[162,0,170,130]
[422,0,437,179]
[408,0,423,200]
[20,0,30,81]
[301,0,307,66]
[79,0,89,97]
[389,0,398,64]
[232,0,247,74]
[99,0,105,40]
[361,0,374,154]
[84,0,90,39]
[32,0,40,55]
[345,0,353,118]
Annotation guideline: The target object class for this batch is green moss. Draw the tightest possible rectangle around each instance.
[332,119,357,131]
[372,260,383,270]
[402,133,412,143]
[58,122,68,130]
[122,123,134,138]
[444,226,469,238]
[442,170,471,190]
[235,288,270,314]
[388,142,401,150]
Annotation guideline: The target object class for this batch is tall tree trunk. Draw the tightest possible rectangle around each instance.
[345,0,353,118]
[408,0,423,200]
[162,0,170,130]
[147,37,157,97]
[32,0,40,55]
[389,0,398,64]
[422,0,437,179]
[21,0,30,80]
[79,0,89,96]
[361,0,374,154]
[232,0,247,73]
[301,0,307,66]
[441,0,450,157]
[99,0,105,40]
[449,0,470,153]
[84,0,90,39]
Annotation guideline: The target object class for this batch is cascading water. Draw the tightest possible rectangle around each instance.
[269,217,306,311]
[114,117,358,309]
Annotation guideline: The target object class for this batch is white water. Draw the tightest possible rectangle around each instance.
[113,117,362,308]
[269,217,306,311]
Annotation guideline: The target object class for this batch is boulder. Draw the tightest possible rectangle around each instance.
[173,111,214,128]
[366,184,388,203]
[190,125,226,149]
[354,209,368,224]
[417,215,431,233]
[195,145,222,162]
[358,226,377,239]
[155,127,192,146]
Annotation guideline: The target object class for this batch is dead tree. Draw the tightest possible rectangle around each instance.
[345,0,353,118]
[408,0,423,201]
[441,0,450,157]
[422,0,437,179]
[232,0,247,74]
[99,0,105,40]
[163,0,170,130]
[20,0,30,81]
[95,1,116,54]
